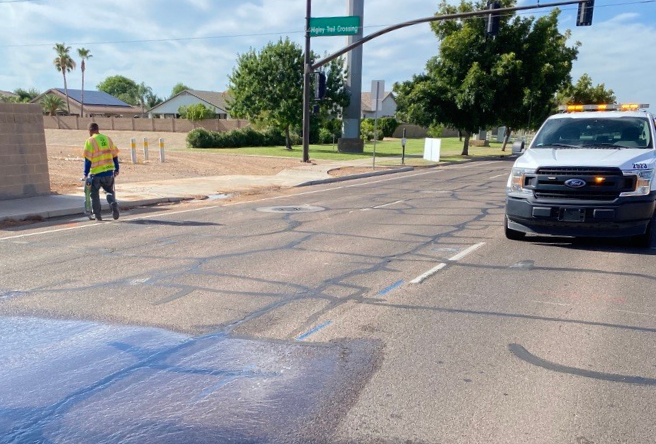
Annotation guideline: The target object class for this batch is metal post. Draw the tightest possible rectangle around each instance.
[301,0,312,163]
[372,80,381,168]
[130,138,137,164]
[143,137,149,161]
[401,128,407,165]
[159,138,165,162]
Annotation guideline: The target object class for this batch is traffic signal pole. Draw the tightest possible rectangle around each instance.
[302,0,594,162]
[302,0,312,163]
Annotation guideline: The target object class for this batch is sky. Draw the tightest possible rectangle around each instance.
[1,0,655,112]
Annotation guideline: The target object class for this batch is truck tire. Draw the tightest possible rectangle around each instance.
[505,216,526,241]
[632,213,656,248]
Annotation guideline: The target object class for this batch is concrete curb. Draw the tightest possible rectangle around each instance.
[296,166,415,187]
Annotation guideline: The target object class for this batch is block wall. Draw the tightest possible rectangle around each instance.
[44,116,249,133]
[0,103,50,200]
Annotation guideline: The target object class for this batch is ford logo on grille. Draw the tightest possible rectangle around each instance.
[565,178,587,188]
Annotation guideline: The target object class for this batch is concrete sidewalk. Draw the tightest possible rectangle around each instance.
[0,159,415,223]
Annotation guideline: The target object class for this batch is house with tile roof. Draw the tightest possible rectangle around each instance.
[148,90,231,119]
[360,91,396,119]
[31,89,141,117]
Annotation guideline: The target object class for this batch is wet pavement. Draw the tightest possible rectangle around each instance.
[1,316,380,444]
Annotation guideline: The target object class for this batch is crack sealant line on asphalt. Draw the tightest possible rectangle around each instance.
[411,242,486,284]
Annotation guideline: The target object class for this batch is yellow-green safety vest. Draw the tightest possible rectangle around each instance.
[84,134,119,175]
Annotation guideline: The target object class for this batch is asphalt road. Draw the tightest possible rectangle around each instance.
[2,158,656,443]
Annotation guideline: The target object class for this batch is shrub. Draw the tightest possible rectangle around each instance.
[187,126,291,149]
[318,128,334,144]
[377,117,399,138]
[186,128,216,148]
[427,125,444,138]
[360,118,383,142]
[262,128,286,146]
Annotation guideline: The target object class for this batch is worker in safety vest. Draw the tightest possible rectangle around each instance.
[83,122,120,221]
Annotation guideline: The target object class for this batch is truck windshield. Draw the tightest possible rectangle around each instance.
[532,116,653,149]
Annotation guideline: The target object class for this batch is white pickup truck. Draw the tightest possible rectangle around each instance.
[505,103,656,247]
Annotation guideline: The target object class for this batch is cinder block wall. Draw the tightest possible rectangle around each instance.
[0,103,50,200]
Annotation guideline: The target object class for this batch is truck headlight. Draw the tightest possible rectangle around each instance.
[621,169,654,197]
[507,167,536,195]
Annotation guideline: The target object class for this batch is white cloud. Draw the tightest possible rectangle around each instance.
[1,0,655,113]
[570,14,656,110]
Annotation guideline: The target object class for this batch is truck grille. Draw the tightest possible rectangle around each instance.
[527,167,635,201]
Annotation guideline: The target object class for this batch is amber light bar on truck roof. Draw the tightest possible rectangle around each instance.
[558,103,650,113]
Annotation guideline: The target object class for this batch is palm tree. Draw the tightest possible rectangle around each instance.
[40,94,66,116]
[77,48,92,117]
[53,43,76,114]
[136,82,153,116]
[13,87,40,103]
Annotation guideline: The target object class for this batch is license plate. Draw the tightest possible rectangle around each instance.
[560,208,585,222]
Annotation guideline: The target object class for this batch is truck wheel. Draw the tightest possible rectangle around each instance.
[505,216,526,241]
[632,214,656,248]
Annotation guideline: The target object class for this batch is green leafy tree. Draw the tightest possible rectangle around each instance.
[312,57,350,142]
[40,94,66,116]
[228,38,305,149]
[487,9,579,150]
[53,43,76,114]
[97,75,139,105]
[395,0,578,155]
[77,48,92,117]
[12,88,40,103]
[318,56,350,119]
[557,73,616,105]
[171,83,191,97]
[228,39,349,149]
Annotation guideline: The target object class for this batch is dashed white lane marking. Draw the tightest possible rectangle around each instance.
[448,242,486,261]
[490,174,506,179]
[532,301,572,307]
[410,263,447,284]
[411,242,486,284]
[373,200,404,209]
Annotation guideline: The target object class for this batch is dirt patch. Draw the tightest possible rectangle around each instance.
[46,129,308,195]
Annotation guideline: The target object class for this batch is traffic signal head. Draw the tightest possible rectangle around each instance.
[315,72,327,100]
[485,1,501,37]
[576,0,594,26]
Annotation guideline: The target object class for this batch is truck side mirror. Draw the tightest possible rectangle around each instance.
[512,140,525,154]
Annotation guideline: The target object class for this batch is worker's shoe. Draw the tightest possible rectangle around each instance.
[94,214,102,221]
[111,202,120,220]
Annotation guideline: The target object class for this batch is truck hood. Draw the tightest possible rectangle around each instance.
[515,148,656,170]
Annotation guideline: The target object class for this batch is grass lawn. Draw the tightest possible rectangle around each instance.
[183,137,515,165]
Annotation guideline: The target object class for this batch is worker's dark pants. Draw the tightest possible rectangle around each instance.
[90,175,116,218]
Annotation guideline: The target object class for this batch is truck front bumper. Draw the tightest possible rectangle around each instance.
[505,195,656,237]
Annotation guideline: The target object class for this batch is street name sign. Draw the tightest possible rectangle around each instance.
[309,16,361,37]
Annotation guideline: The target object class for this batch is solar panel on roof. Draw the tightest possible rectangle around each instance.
[55,89,131,107]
